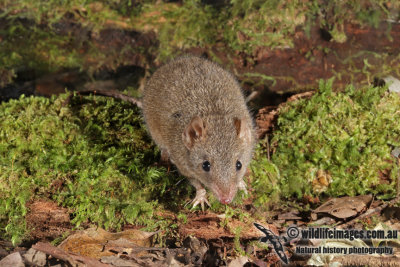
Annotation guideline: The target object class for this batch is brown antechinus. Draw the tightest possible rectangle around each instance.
[143,56,256,209]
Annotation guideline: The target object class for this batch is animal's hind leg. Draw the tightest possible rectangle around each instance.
[159,148,173,172]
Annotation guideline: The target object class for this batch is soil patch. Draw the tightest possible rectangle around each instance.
[26,200,72,241]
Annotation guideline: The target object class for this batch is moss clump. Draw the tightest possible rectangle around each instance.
[252,80,400,207]
[0,94,184,244]
[0,0,152,87]
[2,1,398,86]
[135,0,400,60]
[250,142,281,207]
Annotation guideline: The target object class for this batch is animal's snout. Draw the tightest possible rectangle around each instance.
[219,195,233,204]
[214,185,237,204]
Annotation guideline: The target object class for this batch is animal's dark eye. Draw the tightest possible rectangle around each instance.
[236,160,242,171]
[202,161,211,172]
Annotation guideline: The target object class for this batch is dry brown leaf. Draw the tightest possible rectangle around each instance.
[32,242,110,267]
[313,195,373,220]
[0,252,25,267]
[100,255,141,267]
[278,211,302,220]
[59,227,158,259]
[178,213,264,239]
[228,256,249,267]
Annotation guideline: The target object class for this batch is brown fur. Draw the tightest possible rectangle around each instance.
[143,56,256,204]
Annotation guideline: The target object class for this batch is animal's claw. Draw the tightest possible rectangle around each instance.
[238,179,248,195]
[188,188,210,211]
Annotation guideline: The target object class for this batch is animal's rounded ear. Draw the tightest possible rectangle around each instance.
[182,116,206,149]
[234,117,252,143]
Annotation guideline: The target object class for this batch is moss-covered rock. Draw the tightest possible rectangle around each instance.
[251,80,400,208]
[0,93,185,244]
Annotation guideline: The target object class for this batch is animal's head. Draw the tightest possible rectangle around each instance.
[182,116,255,204]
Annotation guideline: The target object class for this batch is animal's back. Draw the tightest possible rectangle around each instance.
[143,56,249,150]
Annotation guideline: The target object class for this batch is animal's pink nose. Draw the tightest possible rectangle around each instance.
[219,196,233,204]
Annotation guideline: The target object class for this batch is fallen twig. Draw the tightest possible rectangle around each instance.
[63,89,142,108]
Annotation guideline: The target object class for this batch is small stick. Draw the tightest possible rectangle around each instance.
[63,89,142,108]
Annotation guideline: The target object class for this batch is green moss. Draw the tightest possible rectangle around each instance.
[232,226,245,255]
[259,80,400,202]
[0,0,153,86]
[154,0,222,60]
[250,142,281,208]
[136,0,400,60]
[0,93,186,244]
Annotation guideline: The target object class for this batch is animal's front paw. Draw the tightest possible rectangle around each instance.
[189,188,210,211]
[238,179,248,195]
